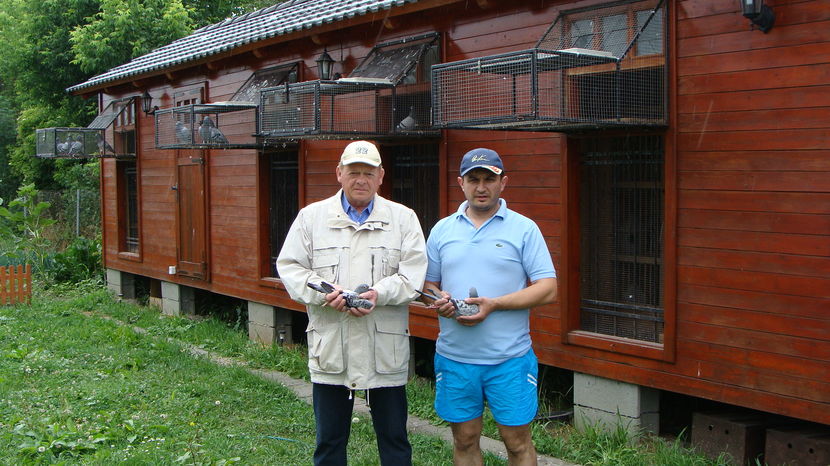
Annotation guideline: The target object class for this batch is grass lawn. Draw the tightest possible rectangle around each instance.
[0,281,729,465]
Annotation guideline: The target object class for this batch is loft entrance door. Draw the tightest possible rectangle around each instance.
[175,149,208,280]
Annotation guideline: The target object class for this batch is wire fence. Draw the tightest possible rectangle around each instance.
[38,189,101,245]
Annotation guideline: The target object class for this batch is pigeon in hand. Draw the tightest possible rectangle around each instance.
[307,281,374,310]
[175,121,191,144]
[96,132,115,155]
[395,106,417,131]
[416,287,480,317]
[198,115,228,144]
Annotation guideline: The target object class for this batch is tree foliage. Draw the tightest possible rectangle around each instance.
[0,0,280,193]
[70,0,193,74]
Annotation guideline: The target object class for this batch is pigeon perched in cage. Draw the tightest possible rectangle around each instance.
[198,115,228,144]
[68,135,84,156]
[395,106,417,131]
[56,140,71,155]
[307,281,374,310]
[175,121,191,144]
[96,132,115,155]
[416,287,480,317]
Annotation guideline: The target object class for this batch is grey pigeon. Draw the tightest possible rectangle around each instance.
[96,132,115,155]
[68,135,84,156]
[396,106,417,131]
[56,141,70,155]
[416,287,480,317]
[198,115,228,144]
[175,121,191,144]
[307,281,374,310]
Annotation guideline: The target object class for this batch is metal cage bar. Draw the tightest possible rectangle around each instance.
[432,0,666,132]
[155,102,259,149]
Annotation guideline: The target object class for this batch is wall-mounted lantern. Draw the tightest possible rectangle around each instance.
[742,0,775,33]
[142,90,158,115]
[316,49,335,80]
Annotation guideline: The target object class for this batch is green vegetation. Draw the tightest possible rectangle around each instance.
[0,282,731,465]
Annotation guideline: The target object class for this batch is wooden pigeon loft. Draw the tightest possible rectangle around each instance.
[258,33,440,140]
[154,102,259,149]
[35,98,136,158]
[431,0,666,132]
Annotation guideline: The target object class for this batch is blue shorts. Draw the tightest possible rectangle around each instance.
[434,350,538,426]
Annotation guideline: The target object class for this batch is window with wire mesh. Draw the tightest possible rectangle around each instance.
[538,0,664,58]
[117,161,139,254]
[266,149,299,277]
[578,135,663,343]
[385,143,439,235]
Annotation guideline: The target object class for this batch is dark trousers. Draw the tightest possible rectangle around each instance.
[312,383,412,466]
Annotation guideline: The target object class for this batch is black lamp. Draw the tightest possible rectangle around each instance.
[142,90,158,115]
[316,48,335,80]
[742,0,775,33]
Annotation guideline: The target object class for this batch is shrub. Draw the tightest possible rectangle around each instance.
[47,236,102,284]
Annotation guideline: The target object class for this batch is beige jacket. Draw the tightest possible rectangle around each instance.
[276,191,427,389]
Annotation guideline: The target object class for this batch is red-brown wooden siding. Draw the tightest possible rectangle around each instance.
[97,0,830,425]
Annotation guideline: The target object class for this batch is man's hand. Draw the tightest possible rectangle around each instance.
[310,281,376,316]
[427,290,458,319]
[455,296,494,326]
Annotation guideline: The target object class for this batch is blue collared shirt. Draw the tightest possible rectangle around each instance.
[425,199,556,364]
[341,192,374,224]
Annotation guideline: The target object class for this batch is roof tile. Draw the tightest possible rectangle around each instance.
[68,0,415,93]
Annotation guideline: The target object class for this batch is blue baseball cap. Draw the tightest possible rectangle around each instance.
[459,148,504,176]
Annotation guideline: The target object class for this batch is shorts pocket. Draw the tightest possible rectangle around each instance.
[307,325,345,374]
[374,319,409,374]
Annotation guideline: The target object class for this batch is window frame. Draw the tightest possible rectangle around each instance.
[257,144,302,287]
[113,97,141,261]
[379,141,442,236]
[561,132,676,362]
[116,158,141,261]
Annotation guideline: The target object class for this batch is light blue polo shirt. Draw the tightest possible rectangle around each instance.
[425,199,556,365]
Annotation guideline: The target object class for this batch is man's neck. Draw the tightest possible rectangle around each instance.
[465,205,498,228]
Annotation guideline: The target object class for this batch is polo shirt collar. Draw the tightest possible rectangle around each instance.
[456,198,508,224]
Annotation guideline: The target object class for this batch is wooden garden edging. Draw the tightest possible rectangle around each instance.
[0,264,32,305]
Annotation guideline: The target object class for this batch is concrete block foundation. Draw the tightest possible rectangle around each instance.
[573,372,659,435]
[248,302,294,345]
[161,281,195,316]
[106,268,136,301]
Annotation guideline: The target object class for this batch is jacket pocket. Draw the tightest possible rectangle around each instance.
[311,252,339,283]
[382,250,401,276]
[307,325,345,374]
[370,249,401,284]
[374,319,409,374]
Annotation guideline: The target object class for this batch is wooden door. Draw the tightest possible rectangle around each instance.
[173,86,208,280]
[176,149,208,279]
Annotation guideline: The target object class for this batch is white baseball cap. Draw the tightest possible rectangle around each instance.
[340,140,382,167]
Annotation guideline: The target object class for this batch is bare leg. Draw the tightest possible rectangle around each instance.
[498,423,537,466]
[450,417,484,466]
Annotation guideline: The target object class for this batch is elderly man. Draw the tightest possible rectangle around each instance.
[277,140,427,466]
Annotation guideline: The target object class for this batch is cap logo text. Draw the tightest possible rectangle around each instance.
[471,154,489,162]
